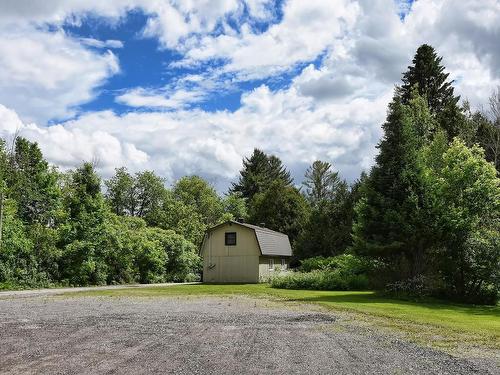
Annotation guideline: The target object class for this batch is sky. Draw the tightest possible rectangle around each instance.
[0,0,499,191]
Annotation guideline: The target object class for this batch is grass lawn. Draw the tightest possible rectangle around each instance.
[67,283,500,354]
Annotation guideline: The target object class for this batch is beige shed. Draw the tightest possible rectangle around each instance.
[200,220,292,283]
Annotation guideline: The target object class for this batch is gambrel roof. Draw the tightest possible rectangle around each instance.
[206,221,293,257]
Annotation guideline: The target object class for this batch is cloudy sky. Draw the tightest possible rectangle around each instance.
[0,0,499,190]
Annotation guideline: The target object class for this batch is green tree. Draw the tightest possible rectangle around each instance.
[135,171,166,221]
[295,175,366,260]
[0,199,40,287]
[267,155,293,186]
[399,44,465,140]
[172,176,224,227]
[231,149,293,201]
[222,192,248,221]
[352,92,436,278]
[59,163,108,285]
[150,192,205,245]
[105,167,136,216]
[419,138,500,303]
[0,140,8,249]
[400,44,459,115]
[8,137,60,225]
[475,88,500,172]
[301,160,341,206]
[249,180,309,244]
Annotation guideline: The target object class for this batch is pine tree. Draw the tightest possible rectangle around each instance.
[399,44,464,139]
[352,93,437,278]
[231,148,293,201]
[400,44,459,113]
[267,155,293,186]
[301,160,341,206]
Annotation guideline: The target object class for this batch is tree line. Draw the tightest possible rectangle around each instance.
[0,44,498,303]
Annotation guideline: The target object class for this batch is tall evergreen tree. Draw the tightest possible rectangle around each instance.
[400,44,459,114]
[231,148,293,201]
[301,160,341,206]
[231,149,269,200]
[399,44,464,139]
[352,92,437,278]
[267,155,293,185]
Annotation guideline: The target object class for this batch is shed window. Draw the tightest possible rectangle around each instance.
[225,232,237,246]
[269,259,274,270]
[281,258,286,269]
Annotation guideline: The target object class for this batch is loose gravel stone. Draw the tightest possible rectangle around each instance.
[0,295,497,374]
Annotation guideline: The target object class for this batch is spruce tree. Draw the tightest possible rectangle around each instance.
[352,93,437,278]
[400,44,464,139]
[301,160,341,206]
[231,148,292,201]
[400,44,459,113]
[267,155,293,186]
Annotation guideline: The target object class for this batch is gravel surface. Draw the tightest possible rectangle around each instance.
[0,295,497,375]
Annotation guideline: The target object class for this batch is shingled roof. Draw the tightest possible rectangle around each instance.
[207,221,293,257]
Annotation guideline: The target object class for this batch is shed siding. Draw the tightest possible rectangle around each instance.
[258,256,290,281]
[202,223,260,283]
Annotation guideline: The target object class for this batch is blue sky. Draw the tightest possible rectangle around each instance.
[0,0,498,191]
[67,4,313,117]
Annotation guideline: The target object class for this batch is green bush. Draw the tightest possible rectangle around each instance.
[270,254,371,291]
[270,270,369,291]
[299,254,371,273]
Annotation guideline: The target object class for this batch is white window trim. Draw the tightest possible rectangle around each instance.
[269,258,274,270]
[281,258,286,269]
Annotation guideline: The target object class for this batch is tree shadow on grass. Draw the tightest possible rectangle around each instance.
[284,292,500,318]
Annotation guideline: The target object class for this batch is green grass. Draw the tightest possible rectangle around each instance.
[65,283,500,354]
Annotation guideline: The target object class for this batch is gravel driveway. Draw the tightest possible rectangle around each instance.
[0,294,496,374]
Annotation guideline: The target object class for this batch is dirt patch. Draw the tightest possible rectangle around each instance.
[0,295,496,374]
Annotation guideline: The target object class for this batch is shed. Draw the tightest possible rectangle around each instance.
[200,221,292,283]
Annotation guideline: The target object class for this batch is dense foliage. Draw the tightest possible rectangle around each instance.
[353,45,500,304]
[270,254,370,291]
[0,44,498,304]
[0,151,216,288]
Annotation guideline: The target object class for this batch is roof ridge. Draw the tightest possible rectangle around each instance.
[230,220,287,236]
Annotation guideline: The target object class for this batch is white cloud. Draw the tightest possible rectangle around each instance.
[116,87,206,109]
[141,0,242,49]
[0,0,499,191]
[0,104,149,177]
[79,38,124,49]
[178,0,360,80]
[0,77,387,189]
[0,26,120,123]
[115,69,235,109]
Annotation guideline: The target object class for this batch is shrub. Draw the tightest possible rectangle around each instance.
[270,270,369,291]
[270,254,372,291]
[299,254,371,274]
